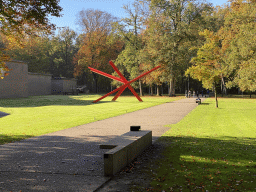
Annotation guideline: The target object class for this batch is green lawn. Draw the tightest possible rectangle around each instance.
[0,94,182,145]
[145,98,256,191]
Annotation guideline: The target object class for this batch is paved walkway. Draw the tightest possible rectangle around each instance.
[0,97,205,192]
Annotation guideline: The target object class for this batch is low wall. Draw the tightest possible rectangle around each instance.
[0,61,28,99]
[28,73,52,96]
[52,77,77,94]
[100,130,152,176]
[0,61,77,98]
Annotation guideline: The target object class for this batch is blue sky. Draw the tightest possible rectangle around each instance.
[50,0,228,34]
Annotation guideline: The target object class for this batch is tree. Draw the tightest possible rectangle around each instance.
[73,28,123,93]
[0,33,11,78]
[0,0,62,36]
[186,0,256,107]
[112,0,147,96]
[51,27,77,77]
[76,8,117,35]
[74,9,121,92]
[4,27,77,78]
[138,13,167,96]
[1,30,52,74]
[186,30,226,108]
[219,0,256,93]
[0,0,62,78]
[149,0,213,96]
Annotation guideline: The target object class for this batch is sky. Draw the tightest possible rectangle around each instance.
[49,0,229,35]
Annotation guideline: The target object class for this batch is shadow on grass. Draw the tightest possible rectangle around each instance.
[149,136,256,191]
[0,134,33,145]
[0,94,112,108]
[0,111,10,117]
[219,94,256,99]
[199,103,209,105]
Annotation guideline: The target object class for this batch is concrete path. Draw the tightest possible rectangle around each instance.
[0,97,205,192]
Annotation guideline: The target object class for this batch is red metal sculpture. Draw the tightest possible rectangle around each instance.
[88,61,161,103]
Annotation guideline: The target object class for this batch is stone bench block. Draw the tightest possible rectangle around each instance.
[100,130,152,176]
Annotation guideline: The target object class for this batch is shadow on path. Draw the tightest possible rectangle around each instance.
[0,134,160,191]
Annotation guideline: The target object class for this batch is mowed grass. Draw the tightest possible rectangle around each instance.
[0,94,182,145]
[146,98,256,191]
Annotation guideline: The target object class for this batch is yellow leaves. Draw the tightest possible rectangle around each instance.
[199,29,211,38]
[187,27,224,89]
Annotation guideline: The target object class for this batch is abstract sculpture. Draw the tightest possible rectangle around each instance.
[88,61,161,103]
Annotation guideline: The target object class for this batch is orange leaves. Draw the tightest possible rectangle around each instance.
[73,29,124,78]
[218,0,256,92]
[0,63,11,79]
[1,0,62,37]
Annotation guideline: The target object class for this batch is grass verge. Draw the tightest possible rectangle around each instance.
[145,98,256,191]
[0,94,182,145]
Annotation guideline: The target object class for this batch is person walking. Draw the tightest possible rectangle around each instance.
[188,90,191,98]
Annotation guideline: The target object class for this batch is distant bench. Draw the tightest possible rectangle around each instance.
[100,127,152,176]
[196,98,201,104]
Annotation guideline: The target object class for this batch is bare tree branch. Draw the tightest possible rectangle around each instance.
[76,8,117,35]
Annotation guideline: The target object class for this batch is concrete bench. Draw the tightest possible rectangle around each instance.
[100,129,152,176]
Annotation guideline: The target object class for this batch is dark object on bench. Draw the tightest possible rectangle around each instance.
[130,126,141,131]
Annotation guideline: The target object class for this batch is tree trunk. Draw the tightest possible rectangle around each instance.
[150,85,153,96]
[92,73,98,93]
[214,82,218,108]
[139,79,143,96]
[169,77,175,96]
[156,85,160,96]
[221,77,227,97]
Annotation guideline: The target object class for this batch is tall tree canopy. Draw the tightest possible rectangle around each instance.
[76,8,117,35]
[73,28,123,93]
[74,9,122,93]
[0,0,62,36]
[187,0,256,107]
[51,27,77,77]
[186,29,225,108]
[0,0,62,78]
[112,0,147,96]
[220,0,256,92]
[4,27,77,78]
[145,0,213,96]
